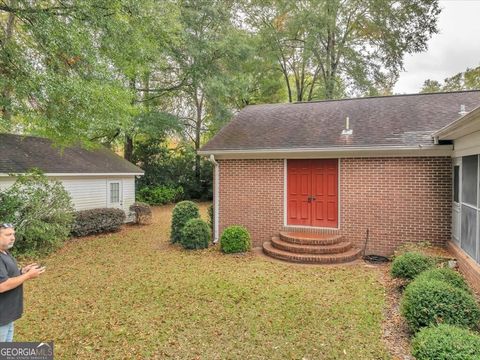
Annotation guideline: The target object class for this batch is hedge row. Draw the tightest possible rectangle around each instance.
[72,208,125,237]
[391,252,480,358]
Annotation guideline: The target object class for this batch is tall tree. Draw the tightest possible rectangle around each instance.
[245,0,441,100]
[168,0,254,178]
[0,1,133,145]
[0,0,180,150]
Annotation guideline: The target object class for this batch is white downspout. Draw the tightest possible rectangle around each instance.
[209,154,220,243]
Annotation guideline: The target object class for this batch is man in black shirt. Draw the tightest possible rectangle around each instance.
[0,223,45,342]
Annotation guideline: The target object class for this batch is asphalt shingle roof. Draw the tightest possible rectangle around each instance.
[201,91,480,151]
[0,134,144,174]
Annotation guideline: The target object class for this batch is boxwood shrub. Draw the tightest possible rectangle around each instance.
[401,278,480,333]
[412,324,480,360]
[171,201,199,243]
[72,208,126,237]
[415,268,471,293]
[180,218,210,250]
[391,252,436,280]
[220,226,251,254]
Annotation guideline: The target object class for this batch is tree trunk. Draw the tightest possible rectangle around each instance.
[124,77,136,161]
[194,88,203,180]
[1,2,16,122]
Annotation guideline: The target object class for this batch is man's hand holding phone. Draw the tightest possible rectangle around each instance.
[23,264,46,279]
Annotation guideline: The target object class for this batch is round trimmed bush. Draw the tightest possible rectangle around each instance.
[415,268,471,293]
[180,218,210,250]
[391,252,436,280]
[220,226,251,254]
[401,279,480,333]
[412,324,480,360]
[171,201,199,243]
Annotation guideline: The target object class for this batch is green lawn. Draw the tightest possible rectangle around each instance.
[16,203,389,359]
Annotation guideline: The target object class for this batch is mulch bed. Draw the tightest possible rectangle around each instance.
[368,245,456,360]
[377,263,413,360]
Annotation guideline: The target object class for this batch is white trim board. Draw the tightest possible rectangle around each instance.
[0,173,144,177]
[198,145,453,159]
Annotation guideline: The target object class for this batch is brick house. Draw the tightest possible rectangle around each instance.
[199,91,480,286]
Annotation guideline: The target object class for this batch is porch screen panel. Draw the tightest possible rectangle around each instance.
[453,166,459,203]
[461,205,477,259]
[462,155,477,206]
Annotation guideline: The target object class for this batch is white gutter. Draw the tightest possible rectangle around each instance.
[0,172,144,177]
[208,154,220,244]
[198,144,453,159]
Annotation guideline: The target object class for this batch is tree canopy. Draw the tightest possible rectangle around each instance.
[1,0,444,199]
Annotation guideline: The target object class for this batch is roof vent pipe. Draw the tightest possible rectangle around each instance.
[341,116,353,135]
[459,104,468,116]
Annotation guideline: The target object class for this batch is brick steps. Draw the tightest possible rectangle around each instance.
[263,231,361,264]
[279,231,343,245]
[271,236,352,254]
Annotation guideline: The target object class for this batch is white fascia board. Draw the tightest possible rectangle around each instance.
[197,145,453,159]
[433,106,480,140]
[0,172,144,177]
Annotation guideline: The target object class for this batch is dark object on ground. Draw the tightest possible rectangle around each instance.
[72,208,126,237]
[363,255,390,263]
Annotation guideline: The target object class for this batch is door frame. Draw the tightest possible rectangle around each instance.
[107,179,124,209]
[283,158,341,229]
[452,157,462,243]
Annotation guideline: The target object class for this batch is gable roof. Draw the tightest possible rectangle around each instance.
[0,133,144,175]
[200,90,480,156]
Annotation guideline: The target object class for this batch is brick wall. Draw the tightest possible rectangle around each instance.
[340,157,452,256]
[218,159,284,247]
[218,157,452,254]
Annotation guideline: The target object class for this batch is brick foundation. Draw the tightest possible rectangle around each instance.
[217,157,452,254]
[447,241,480,294]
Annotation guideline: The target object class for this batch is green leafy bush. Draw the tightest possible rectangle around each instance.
[220,226,251,254]
[72,208,126,237]
[180,218,210,250]
[208,204,214,231]
[129,202,152,225]
[171,201,199,243]
[391,252,436,280]
[415,268,471,293]
[137,185,184,205]
[401,279,480,333]
[0,169,74,255]
[412,324,480,360]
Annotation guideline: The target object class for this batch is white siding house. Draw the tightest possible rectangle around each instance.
[0,134,144,221]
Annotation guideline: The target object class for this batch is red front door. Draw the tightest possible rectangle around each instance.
[287,159,338,227]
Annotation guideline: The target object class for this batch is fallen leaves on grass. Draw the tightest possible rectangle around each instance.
[16,203,388,360]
